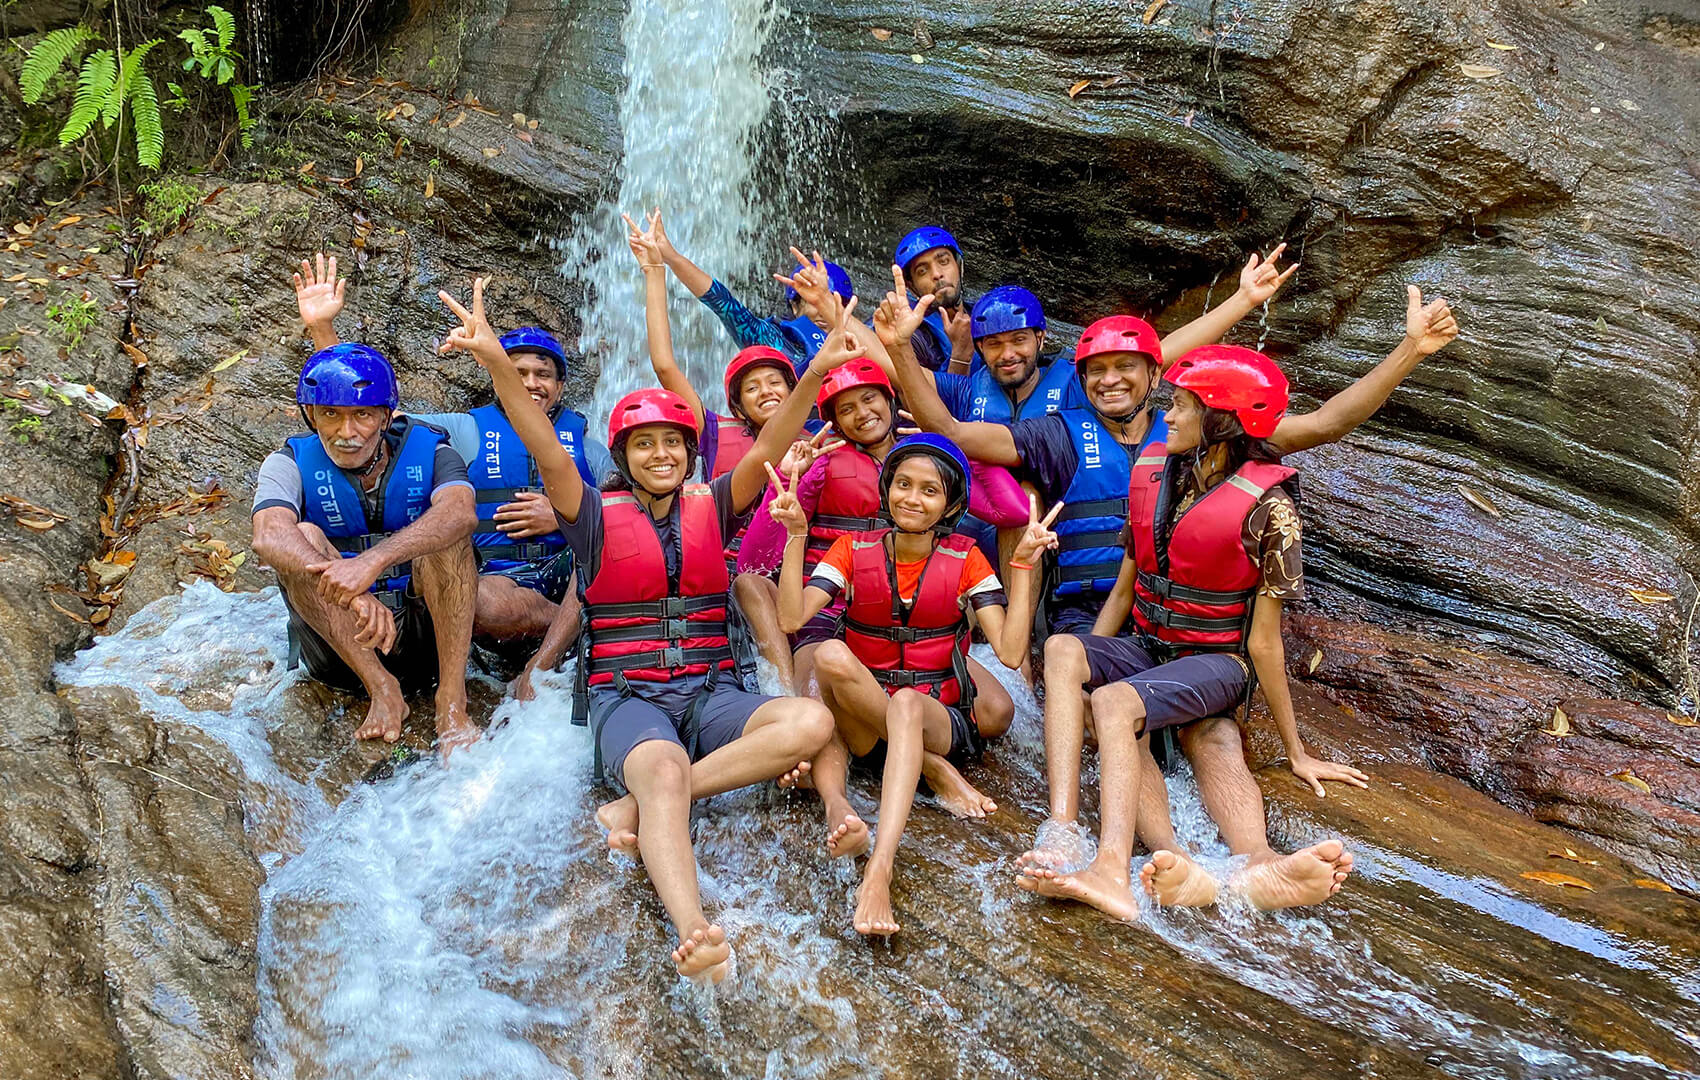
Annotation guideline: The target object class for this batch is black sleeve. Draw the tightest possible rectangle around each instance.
[554,486,606,582]
[710,472,745,542]
[1008,414,1078,503]
[431,444,471,489]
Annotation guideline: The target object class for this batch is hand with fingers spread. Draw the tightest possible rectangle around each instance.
[775,246,844,327]
[437,276,506,366]
[806,297,867,375]
[940,303,975,361]
[623,208,666,271]
[779,427,846,479]
[350,592,398,653]
[1011,493,1064,569]
[764,459,809,539]
[1404,285,1459,356]
[876,263,936,348]
[1238,243,1299,307]
[1289,751,1371,798]
[293,252,346,346]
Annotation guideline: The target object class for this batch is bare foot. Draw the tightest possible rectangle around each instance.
[1016,859,1141,923]
[853,866,900,937]
[672,925,731,984]
[825,812,870,859]
[777,760,812,789]
[921,755,997,819]
[1139,849,1219,908]
[434,697,480,760]
[510,667,538,702]
[595,795,640,857]
[1014,818,1097,875]
[1234,840,1354,911]
[354,689,408,743]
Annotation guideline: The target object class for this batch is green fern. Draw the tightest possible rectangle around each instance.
[128,69,164,169]
[60,50,116,145]
[231,82,255,148]
[209,5,237,50]
[20,25,93,102]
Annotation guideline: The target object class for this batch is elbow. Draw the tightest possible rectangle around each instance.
[778,611,803,635]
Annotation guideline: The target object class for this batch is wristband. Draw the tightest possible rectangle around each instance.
[1008,560,1034,571]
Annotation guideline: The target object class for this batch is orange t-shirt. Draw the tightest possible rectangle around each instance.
[811,534,1002,606]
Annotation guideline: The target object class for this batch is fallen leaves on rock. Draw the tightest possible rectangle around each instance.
[179,536,247,590]
[447,109,467,129]
[871,27,892,41]
[1667,712,1697,727]
[482,147,502,158]
[425,176,436,199]
[2,493,69,530]
[1624,586,1674,604]
[1457,483,1502,518]
[210,349,247,374]
[1612,769,1652,794]
[1459,63,1503,79]
[1520,871,1594,890]
[1486,40,1517,50]
[1142,0,1169,23]
[1307,648,1323,674]
[1547,847,1598,865]
[1069,79,1091,99]
[1540,705,1571,737]
[1633,878,1674,892]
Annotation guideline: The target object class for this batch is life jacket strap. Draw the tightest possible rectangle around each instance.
[585,645,733,676]
[1136,569,1257,606]
[475,486,533,505]
[1056,561,1121,586]
[814,513,884,533]
[843,616,963,645]
[873,666,958,690]
[1135,595,1248,633]
[477,540,559,563]
[590,617,727,645]
[1055,498,1126,521]
[586,594,725,620]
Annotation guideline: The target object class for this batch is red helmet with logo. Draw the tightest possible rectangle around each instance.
[1164,345,1289,438]
[1075,315,1162,374]
[607,388,701,446]
[723,346,797,418]
[815,359,893,416]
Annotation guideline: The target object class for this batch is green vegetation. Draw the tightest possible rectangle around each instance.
[139,176,202,233]
[46,293,99,350]
[173,6,257,147]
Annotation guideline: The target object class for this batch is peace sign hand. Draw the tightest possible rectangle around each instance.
[437,276,504,366]
[622,208,665,270]
[809,297,867,375]
[1239,242,1299,306]
[875,263,935,347]
[763,459,809,538]
[775,246,843,326]
[779,426,846,478]
[1010,493,1064,568]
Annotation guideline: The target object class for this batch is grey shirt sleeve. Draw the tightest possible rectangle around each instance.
[555,485,605,581]
[252,451,303,517]
[411,412,481,466]
[586,437,615,485]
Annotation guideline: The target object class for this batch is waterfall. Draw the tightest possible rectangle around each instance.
[559,0,785,422]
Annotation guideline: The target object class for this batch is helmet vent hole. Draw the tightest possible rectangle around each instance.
[352,380,371,390]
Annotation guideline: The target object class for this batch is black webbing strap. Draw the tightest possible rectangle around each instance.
[1054,498,1125,521]
[814,513,884,533]
[842,616,961,644]
[585,646,731,676]
[477,541,555,563]
[587,617,728,646]
[873,666,958,690]
[1134,595,1248,634]
[1137,569,1257,606]
[586,594,725,621]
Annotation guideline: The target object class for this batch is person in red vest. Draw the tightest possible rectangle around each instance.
[438,278,861,984]
[1015,346,1366,920]
[771,434,1062,937]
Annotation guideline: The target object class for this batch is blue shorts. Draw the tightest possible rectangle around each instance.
[590,681,775,785]
[790,608,841,649]
[1045,599,1105,637]
[1077,634,1249,733]
[481,550,573,604]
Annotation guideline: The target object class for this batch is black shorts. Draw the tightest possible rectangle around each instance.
[284,584,439,694]
[1045,599,1104,637]
[481,550,573,604]
[852,699,981,767]
[590,681,775,785]
[790,607,841,649]
[1076,634,1249,733]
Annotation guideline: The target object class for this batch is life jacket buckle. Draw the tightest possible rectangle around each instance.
[659,645,686,668]
[890,626,921,644]
[882,669,920,688]
[659,617,688,641]
[656,596,687,618]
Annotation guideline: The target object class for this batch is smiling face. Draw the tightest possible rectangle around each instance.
[885,455,949,533]
[1163,387,1205,454]
[735,365,791,428]
[510,351,563,413]
[830,386,893,446]
[906,247,961,310]
[621,422,691,495]
[1080,350,1157,418]
[978,328,1044,390]
[309,404,390,471]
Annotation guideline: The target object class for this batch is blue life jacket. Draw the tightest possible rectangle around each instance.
[963,355,1086,424]
[1052,408,1168,599]
[777,315,827,371]
[285,417,445,600]
[467,403,595,572]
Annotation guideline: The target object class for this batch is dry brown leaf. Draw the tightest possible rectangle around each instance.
[1547,848,1598,865]
[1486,40,1518,50]
[1613,769,1652,794]
[482,147,501,158]
[121,341,148,367]
[87,559,132,587]
[1459,63,1503,79]
[398,102,417,118]
[871,27,892,41]
[4,272,25,282]
[1068,79,1091,99]
[1457,484,1502,518]
[424,175,436,199]
[1143,0,1169,23]
[46,595,89,623]
[1625,587,1675,604]
[110,550,137,567]
[447,110,467,129]
[210,349,247,373]
[1307,648,1323,674]
[1633,878,1674,892]
[1667,712,1697,727]
[12,222,32,236]
[298,160,316,175]
[1520,871,1594,890]
[515,130,533,144]
[1541,705,1571,737]
[53,215,84,228]
[354,156,364,177]
[512,112,527,126]
[17,516,58,531]
[528,119,539,130]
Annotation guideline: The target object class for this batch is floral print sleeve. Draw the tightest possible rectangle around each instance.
[697,279,798,361]
[1244,488,1304,600]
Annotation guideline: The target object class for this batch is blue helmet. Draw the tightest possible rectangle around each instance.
[880,433,972,534]
[970,285,1046,341]
[499,327,567,376]
[894,226,961,276]
[297,344,398,410]
[784,260,854,305]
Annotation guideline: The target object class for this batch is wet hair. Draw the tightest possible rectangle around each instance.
[1183,407,1282,493]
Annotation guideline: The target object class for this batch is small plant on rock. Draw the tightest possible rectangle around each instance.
[46,292,99,350]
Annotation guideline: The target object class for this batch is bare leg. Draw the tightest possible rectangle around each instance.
[282,523,408,742]
[1018,681,1143,921]
[733,573,794,693]
[513,573,583,702]
[622,739,730,982]
[411,538,479,755]
[792,640,823,702]
[473,573,557,639]
[1133,731,1218,907]
[966,656,1014,740]
[921,752,997,818]
[1014,633,1094,872]
[811,732,868,858]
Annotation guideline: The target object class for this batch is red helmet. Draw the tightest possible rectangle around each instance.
[816,359,893,415]
[1075,315,1162,373]
[723,346,796,418]
[1164,345,1289,438]
[607,388,700,445]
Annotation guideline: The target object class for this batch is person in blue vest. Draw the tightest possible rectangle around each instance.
[892,225,975,373]
[636,207,851,372]
[292,253,612,701]
[250,343,481,756]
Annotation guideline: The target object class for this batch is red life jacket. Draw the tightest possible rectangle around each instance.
[1125,444,1296,655]
[805,446,884,572]
[582,484,735,685]
[711,414,755,480]
[841,530,976,707]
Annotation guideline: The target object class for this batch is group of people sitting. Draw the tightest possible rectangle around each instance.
[250,218,1459,983]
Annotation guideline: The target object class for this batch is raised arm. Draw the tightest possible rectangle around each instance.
[292,251,345,352]
[625,210,705,427]
[984,496,1063,668]
[439,278,587,523]
[1159,245,1297,368]
[652,208,714,298]
[768,460,835,633]
[1267,285,1459,455]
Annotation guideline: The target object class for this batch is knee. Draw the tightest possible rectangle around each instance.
[630,750,690,801]
[795,700,835,751]
[888,690,927,731]
[1089,682,1147,736]
[1179,714,1238,759]
[1044,633,1087,677]
[814,640,858,682]
[731,572,767,604]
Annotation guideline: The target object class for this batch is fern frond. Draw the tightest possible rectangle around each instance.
[209,6,237,50]
[21,25,94,103]
[128,72,165,169]
[231,83,255,148]
[59,50,116,145]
